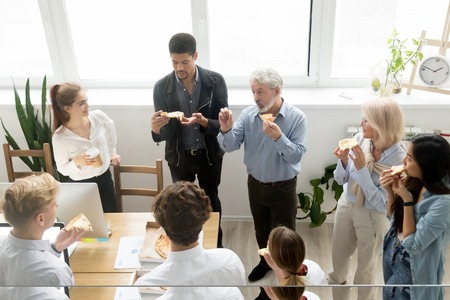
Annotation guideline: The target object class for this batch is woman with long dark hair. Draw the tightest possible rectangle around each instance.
[380,134,450,299]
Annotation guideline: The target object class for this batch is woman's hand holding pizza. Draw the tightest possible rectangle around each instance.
[348,145,365,170]
[380,169,396,197]
[391,175,411,202]
[380,169,411,202]
[333,147,350,168]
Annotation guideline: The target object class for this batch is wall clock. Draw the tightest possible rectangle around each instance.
[403,3,450,95]
[418,55,450,88]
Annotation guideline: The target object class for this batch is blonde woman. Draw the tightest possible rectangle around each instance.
[328,98,406,299]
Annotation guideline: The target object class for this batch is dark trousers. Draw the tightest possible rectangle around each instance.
[248,174,297,263]
[168,154,223,247]
[69,168,118,213]
[248,175,297,300]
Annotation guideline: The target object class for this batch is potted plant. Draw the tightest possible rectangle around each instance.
[1,76,65,181]
[383,28,423,95]
[297,163,343,228]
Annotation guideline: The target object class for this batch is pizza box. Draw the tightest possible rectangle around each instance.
[138,221,204,265]
[139,221,168,263]
[130,270,166,297]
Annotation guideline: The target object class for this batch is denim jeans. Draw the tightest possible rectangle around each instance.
[383,226,412,299]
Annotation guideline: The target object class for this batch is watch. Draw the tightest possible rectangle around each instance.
[418,55,450,88]
[50,243,62,254]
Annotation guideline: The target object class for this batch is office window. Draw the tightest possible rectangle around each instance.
[2,0,449,88]
[0,0,53,78]
[208,0,311,77]
[65,0,191,81]
[332,0,449,79]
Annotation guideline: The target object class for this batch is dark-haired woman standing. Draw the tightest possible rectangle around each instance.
[380,134,450,300]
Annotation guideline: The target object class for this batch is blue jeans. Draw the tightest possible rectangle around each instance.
[383,226,412,299]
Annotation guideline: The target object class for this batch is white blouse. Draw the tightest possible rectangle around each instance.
[52,110,117,180]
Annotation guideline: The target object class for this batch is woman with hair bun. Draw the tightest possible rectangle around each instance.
[263,226,326,286]
[261,226,323,300]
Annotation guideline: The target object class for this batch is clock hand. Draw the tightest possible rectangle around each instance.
[423,66,434,71]
[434,67,444,72]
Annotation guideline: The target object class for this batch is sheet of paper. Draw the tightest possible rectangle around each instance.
[114,286,142,300]
[115,286,162,300]
[114,236,143,269]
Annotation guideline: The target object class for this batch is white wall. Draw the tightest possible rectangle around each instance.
[1,87,449,220]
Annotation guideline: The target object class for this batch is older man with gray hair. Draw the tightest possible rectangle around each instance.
[218,67,308,300]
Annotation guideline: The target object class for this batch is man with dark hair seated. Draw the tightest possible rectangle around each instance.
[135,181,245,299]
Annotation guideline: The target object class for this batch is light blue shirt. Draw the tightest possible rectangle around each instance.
[217,100,307,183]
[333,133,406,213]
[400,185,450,300]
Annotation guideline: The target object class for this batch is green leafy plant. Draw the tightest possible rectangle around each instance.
[1,76,58,177]
[297,163,343,228]
[385,28,423,93]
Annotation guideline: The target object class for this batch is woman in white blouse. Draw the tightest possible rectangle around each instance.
[50,82,121,212]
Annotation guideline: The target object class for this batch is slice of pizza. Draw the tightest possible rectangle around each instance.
[338,138,359,150]
[390,165,405,175]
[160,111,184,121]
[65,213,93,231]
[155,233,170,259]
[257,247,270,256]
[260,113,275,122]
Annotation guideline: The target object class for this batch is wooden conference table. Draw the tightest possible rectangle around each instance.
[70,212,219,300]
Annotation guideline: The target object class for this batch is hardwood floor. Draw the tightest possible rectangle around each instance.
[222,219,450,300]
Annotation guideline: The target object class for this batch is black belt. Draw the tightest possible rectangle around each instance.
[185,149,206,156]
[250,175,296,187]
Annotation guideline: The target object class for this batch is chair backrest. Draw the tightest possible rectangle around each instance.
[113,159,164,212]
[3,143,55,182]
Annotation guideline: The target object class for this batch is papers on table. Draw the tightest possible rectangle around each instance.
[114,236,144,269]
[114,286,141,300]
[114,286,163,300]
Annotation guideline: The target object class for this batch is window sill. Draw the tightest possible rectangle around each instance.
[0,87,449,109]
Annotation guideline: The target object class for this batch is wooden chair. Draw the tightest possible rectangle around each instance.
[113,159,164,212]
[3,143,55,182]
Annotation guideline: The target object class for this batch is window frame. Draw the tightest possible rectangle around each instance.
[0,0,442,90]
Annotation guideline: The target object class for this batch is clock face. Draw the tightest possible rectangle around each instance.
[418,56,450,87]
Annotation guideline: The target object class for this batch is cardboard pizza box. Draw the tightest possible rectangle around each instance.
[139,221,168,263]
